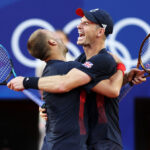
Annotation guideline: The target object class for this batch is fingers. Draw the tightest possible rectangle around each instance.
[7,80,17,90]
[39,107,48,121]
[7,81,12,89]
[7,77,25,91]
[127,72,134,82]
[7,82,22,91]
[39,107,46,112]
[127,68,146,84]
[132,76,146,85]
[140,70,146,75]
[40,112,48,121]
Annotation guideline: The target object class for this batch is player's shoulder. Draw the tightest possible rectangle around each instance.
[97,48,113,59]
[65,60,82,68]
[46,60,65,68]
[46,60,80,75]
[89,49,115,63]
[48,60,80,69]
[43,60,66,75]
[86,49,116,71]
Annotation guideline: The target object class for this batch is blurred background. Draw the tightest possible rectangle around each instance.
[0,0,150,150]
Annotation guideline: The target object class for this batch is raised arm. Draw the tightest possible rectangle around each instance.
[92,54,146,98]
[38,68,91,93]
[92,70,123,98]
[91,53,124,98]
[7,68,91,93]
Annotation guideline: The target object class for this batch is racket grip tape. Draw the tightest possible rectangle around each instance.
[41,103,46,109]
[0,82,7,85]
[22,90,45,107]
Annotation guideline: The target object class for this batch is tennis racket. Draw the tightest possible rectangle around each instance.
[0,44,45,108]
[119,33,150,101]
[136,33,150,76]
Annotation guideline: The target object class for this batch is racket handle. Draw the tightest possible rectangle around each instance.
[119,83,133,102]
[129,82,134,86]
[22,90,46,107]
[0,81,7,85]
[129,74,149,86]
[41,103,46,109]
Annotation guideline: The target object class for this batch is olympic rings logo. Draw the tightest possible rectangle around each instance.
[107,18,150,71]
[11,18,150,71]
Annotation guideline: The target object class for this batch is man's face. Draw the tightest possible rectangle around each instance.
[55,31,69,45]
[58,39,68,55]
[77,16,99,46]
[53,32,68,55]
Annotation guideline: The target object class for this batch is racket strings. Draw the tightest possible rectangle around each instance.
[141,37,150,70]
[0,47,12,83]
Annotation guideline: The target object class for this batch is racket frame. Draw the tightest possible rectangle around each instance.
[0,44,45,107]
[0,44,17,85]
[138,34,150,74]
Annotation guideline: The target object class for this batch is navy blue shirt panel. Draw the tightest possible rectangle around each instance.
[76,50,123,147]
[86,94,122,147]
[75,53,86,62]
[42,60,88,147]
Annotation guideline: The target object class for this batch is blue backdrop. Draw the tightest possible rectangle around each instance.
[0,0,150,149]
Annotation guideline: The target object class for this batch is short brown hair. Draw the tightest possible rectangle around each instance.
[27,29,51,61]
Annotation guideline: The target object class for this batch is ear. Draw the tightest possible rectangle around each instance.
[97,28,105,37]
[48,39,57,46]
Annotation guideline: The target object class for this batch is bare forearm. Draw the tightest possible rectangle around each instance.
[38,75,68,93]
[92,70,123,98]
[38,68,91,93]
[7,69,91,93]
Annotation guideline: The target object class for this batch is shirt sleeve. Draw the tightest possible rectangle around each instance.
[75,52,117,91]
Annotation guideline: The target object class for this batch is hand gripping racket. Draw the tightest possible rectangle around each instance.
[0,44,45,108]
[119,34,150,101]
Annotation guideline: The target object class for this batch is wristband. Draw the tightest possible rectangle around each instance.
[117,63,126,76]
[23,77,39,89]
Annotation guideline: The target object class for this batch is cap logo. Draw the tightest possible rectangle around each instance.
[102,24,107,29]
[90,8,99,12]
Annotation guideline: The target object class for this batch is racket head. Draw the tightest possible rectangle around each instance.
[138,34,150,74]
[0,44,45,107]
[0,44,16,85]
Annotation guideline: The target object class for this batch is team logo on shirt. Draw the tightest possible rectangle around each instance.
[82,61,93,68]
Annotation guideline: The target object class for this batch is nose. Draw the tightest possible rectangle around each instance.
[77,22,82,29]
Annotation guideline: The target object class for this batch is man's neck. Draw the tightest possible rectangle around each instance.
[45,55,66,62]
[83,42,105,60]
